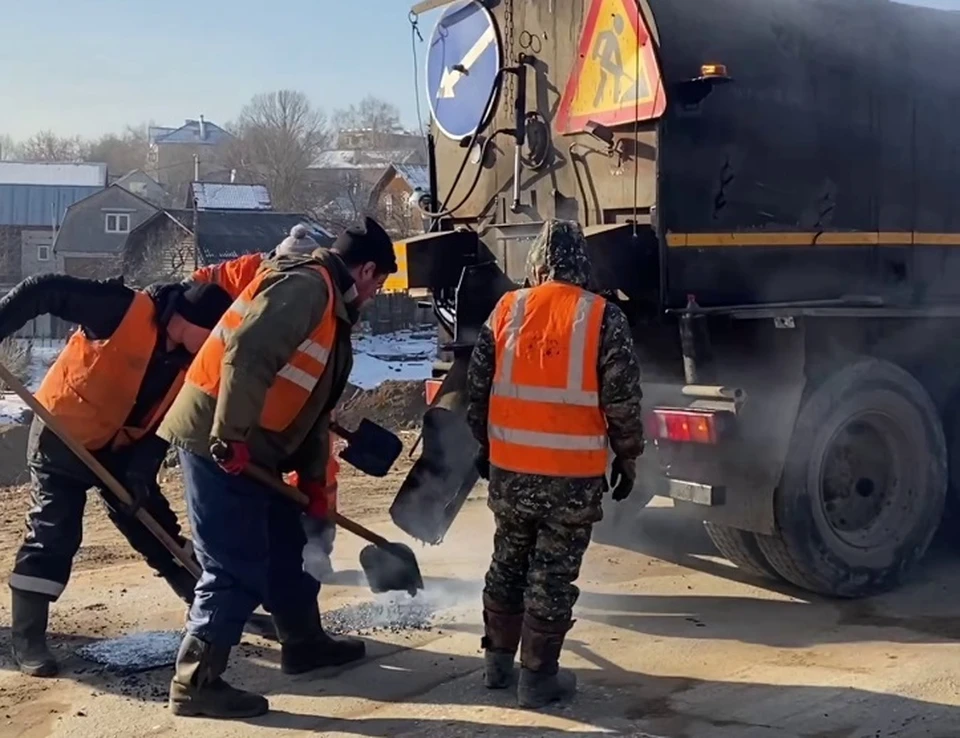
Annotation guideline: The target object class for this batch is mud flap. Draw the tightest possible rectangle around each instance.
[390,356,480,545]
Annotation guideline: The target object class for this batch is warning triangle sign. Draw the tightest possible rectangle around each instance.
[555,0,666,135]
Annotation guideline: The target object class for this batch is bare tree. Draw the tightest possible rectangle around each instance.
[84,124,150,176]
[0,134,18,160]
[19,130,84,162]
[332,96,402,147]
[224,90,331,212]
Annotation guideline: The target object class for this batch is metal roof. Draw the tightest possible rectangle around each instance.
[0,184,102,226]
[393,164,430,192]
[310,149,420,170]
[195,211,334,261]
[192,182,272,211]
[152,119,232,146]
[0,162,107,187]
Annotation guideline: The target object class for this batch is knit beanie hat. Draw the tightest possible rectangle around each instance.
[174,282,234,329]
[331,217,397,274]
[276,224,320,256]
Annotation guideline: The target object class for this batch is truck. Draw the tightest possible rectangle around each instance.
[387,0,960,599]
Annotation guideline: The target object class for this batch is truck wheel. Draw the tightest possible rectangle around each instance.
[756,359,946,598]
[703,522,780,579]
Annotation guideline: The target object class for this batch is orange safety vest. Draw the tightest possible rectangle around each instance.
[35,291,185,451]
[191,253,265,300]
[187,263,338,432]
[487,281,609,477]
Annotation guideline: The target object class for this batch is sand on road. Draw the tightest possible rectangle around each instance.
[0,446,958,737]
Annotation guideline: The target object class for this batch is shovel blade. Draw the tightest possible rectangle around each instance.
[338,419,404,477]
[359,542,424,596]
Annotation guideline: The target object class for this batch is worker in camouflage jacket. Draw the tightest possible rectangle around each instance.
[466,219,645,708]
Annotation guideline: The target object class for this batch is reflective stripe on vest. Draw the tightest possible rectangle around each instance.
[488,282,608,477]
[35,291,160,451]
[187,263,338,432]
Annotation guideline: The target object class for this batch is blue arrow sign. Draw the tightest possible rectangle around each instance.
[426,0,502,140]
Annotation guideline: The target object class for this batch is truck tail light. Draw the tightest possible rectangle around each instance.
[652,409,719,444]
[425,379,442,405]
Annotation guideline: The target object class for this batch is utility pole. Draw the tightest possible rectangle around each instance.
[192,154,200,270]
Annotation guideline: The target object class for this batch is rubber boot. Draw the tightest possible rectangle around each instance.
[168,634,268,719]
[517,614,577,709]
[10,589,58,678]
[481,594,524,689]
[272,599,366,675]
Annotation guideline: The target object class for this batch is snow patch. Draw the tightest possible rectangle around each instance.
[349,328,435,390]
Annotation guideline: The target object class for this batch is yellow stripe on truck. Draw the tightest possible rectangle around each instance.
[666,231,960,247]
[383,241,409,293]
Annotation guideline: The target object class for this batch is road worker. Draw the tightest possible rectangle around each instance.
[158,217,397,720]
[190,223,322,298]
[466,219,645,708]
[0,273,234,678]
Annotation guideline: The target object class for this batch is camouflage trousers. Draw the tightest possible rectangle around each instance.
[483,510,594,623]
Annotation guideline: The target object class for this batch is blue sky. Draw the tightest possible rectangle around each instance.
[0,0,439,140]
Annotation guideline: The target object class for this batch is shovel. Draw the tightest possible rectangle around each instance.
[0,363,200,580]
[330,419,403,477]
[236,461,424,597]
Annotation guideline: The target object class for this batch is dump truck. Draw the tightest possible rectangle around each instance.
[388,0,960,598]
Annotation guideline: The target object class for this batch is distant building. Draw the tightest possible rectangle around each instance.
[187,182,272,211]
[124,208,333,286]
[114,169,171,208]
[0,161,108,337]
[367,163,430,238]
[147,116,233,198]
[53,184,161,280]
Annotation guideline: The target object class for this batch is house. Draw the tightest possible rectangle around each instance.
[0,161,108,336]
[188,182,272,211]
[367,163,430,239]
[114,169,170,207]
[309,129,427,228]
[123,209,334,286]
[147,116,234,198]
[53,184,161,280]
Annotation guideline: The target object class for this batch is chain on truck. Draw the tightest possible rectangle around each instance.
[386,0,960,599]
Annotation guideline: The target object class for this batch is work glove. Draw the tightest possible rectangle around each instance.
[124,472,154,517]
[210,439,250,475]
[608,456,636,502]
[297,477,332,520]
[475,447,490,481]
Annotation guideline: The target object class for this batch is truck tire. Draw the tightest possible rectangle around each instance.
[703,522,780,579]
[756,358,946,598]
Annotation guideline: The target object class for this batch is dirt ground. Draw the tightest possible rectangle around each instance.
[1,441,960,736]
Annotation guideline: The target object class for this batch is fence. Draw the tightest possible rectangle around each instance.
[363,292,434,335]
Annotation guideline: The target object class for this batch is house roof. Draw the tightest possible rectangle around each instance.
[190,182,272,211]
[310,148,420,170]
[151,119,232,146]
[195,211,334,262]
[0,184,103,226]
[114,169,161,188]
[0,161,107,187]
[393,163,430,192]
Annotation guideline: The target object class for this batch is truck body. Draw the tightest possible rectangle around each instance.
[389,0,960,597]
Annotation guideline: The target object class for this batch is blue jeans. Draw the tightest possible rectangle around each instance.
[179,449,320,647]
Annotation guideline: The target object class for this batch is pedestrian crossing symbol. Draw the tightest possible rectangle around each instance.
[555,0,666,135]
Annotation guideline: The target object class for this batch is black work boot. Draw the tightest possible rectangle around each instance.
[11,589,58,678]
[517,614,577,709]
[168,634,268,719]
[273,600,366,675]
[481,594,524,689]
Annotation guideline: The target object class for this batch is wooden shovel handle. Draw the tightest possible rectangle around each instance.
[239,463,393,548]
[0,363,201,579]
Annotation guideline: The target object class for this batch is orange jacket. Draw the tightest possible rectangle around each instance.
[35,291,184,451]
[186,263,338,433]
[191,253,265,300]
[487,281,608,477]
[287,426,340,511]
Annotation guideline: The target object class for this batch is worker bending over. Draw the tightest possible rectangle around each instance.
[159,217,397,719]
[0,274,233,677]
[466,219,645,708]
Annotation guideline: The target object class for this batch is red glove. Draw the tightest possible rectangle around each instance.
[297,477,331,520]
[210,440,250,475]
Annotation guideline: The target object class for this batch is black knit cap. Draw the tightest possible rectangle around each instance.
[174,282,234,329]
[331,217,398,275]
